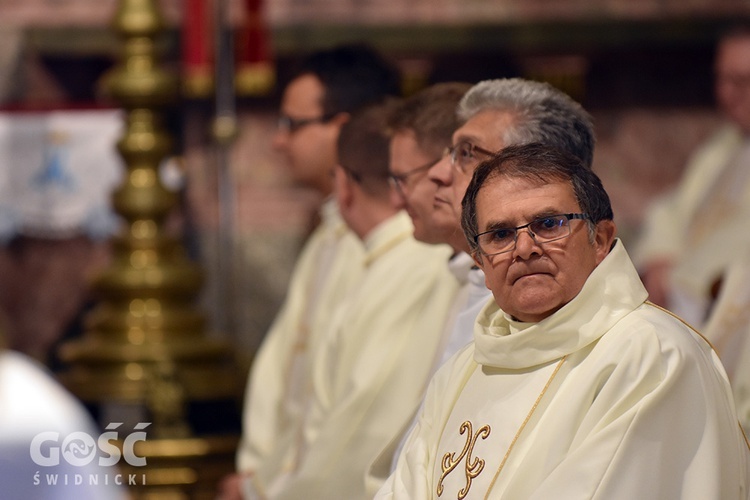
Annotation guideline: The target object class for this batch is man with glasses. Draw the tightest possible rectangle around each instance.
[221,44,400,500]
[388,82,471,245]
[426,77,595,363]
[241,102,459,499]
[366,78,596,494]
[377,143,750,499]
[428,78,594,254]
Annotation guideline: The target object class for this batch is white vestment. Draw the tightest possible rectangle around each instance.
[245,211,460,499]
[439,260,493,367]
[633,124,750,326]
[365,251,493,496]
[378,240,750,500]
[236,199,365,473]
[703,257,750,434]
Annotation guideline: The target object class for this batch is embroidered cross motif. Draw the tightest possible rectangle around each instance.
[437,420,491,499]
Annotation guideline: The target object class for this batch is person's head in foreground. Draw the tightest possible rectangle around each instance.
[461,142,616,322]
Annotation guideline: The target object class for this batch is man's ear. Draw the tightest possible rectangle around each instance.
[472,251,496,291]
[329,112,351,129]
[593,219,617,264]
[333,165,354,208]
[471,249,484,269]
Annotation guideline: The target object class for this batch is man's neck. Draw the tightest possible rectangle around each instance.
[350,201,399,241]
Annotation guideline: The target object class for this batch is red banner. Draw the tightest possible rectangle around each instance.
[182,0,214,98]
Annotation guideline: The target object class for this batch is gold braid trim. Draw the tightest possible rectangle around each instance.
[483,355,567,499]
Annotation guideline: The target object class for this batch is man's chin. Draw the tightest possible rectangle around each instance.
[518,286,561,313]
[413,228,444,246]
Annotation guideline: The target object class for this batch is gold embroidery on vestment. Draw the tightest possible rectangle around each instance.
[437,420,491,498]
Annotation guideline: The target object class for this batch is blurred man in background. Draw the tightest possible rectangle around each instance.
[634,24,750,327]
[240,102,458,499]
[220,44,400,499]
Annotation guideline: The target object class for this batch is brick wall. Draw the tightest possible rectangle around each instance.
[0,0,744,364]
[179,103,724,359]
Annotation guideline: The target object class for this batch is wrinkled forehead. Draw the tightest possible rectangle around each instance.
[477,174,576,207]
[474,173,578,221]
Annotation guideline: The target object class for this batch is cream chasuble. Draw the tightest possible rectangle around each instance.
[704,258,750,434]
[438,264,492,367]
[247,211,460,499]
[378,241,750,500]
[365,253,493,496]
[236,198,365,473]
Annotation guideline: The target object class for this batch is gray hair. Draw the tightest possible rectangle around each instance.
[457,78,595,168]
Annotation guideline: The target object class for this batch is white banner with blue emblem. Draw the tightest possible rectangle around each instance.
[0,108,124,242]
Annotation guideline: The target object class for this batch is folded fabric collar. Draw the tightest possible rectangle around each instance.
[473,239,648,369]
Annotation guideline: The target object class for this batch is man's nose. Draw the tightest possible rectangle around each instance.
[428,155,453,186]
[512,230,542,259]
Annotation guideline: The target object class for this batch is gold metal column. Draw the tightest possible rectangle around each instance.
[59,0,241,498]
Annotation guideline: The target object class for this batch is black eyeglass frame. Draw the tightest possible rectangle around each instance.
[388,157,442,194]
[447,141,495,173]
[277,112,337,134]
[473,213,591,256]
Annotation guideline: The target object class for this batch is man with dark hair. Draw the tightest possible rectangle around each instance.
[388,82,472,246]
[292,44,402,124]
[241,103,458,499]
[377,143,750,499]
[362,83,475,493]
[364,79,598,494]
[386,81,478,365]
[395,77,596,367]
[273,44,401,194]
[221,44,400,499]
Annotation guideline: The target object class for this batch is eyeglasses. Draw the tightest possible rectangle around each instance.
[447,140,495,174]
[277,113,334,134]
[473,213,590,256]
[388,157,442,194]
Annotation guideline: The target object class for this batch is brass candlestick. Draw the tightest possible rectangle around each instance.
[59,0,241,497]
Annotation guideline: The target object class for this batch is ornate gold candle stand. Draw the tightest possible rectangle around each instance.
[58,0,242,498]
